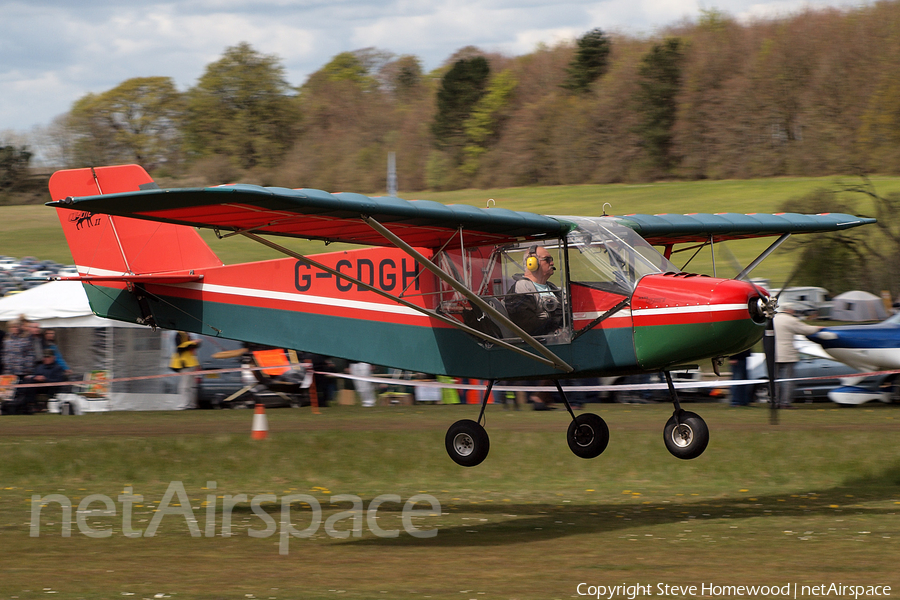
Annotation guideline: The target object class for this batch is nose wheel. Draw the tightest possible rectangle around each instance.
[661,371,709,459]
[663,409,709,459]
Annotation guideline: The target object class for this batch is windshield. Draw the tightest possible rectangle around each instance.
[558,216,679,293]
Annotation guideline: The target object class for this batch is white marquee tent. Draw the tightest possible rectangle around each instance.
[0,281,191,410]
[830,290,888,322]
[0,281,135,328]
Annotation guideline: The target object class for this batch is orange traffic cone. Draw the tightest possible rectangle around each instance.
[251,403,269,440]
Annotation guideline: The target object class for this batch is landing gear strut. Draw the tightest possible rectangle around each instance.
[444,380,611,466]
[662,371,709,459]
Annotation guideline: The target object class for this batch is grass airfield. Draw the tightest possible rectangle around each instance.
[1,402,898,599]
[3,174,900,598]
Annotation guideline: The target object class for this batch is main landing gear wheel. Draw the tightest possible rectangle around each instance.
[663,410,709,460]
[445,419,490,467]
[566,413,610,459]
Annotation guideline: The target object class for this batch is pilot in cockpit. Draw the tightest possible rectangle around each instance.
[505,245,563,335]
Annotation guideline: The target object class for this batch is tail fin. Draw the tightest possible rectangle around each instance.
[49,165,222,275]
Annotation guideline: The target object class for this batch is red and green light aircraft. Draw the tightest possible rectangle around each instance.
[46,165,874,466]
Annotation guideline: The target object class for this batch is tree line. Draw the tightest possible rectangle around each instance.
[7,1,900,197]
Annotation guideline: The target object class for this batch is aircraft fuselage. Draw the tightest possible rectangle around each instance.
[82,245,766,380]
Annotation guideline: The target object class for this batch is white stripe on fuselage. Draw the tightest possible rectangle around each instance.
[76,265,422,317]
[77,265,747,321]
[574,303,746,321]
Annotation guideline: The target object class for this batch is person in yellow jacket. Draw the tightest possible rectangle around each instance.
[170,331,201,371]
[170,331,201,409]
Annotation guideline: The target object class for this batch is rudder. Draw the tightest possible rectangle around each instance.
[49,165,222,275]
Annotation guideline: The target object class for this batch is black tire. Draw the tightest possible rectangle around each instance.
[663,410,709,460]
[888,378,900,404]
[566,412,610,459]
[445,419,490,467]
[753,384,770,404]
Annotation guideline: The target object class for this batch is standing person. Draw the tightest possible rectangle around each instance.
[24,319,43,370]
[773,303,821,408]
[169,331,201,409]
[41,329,71,375]
[2,320,36,414]
[309,355,337,407]
[729,348,752,406]
[349,362,376,407]
[0,326,5,375]
[3,319,35,379]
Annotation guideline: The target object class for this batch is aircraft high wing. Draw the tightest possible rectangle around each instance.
[46,165,876,466]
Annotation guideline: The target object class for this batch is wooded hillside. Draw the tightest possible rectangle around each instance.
[15,1,900,194]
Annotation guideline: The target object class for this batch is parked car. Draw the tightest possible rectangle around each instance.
[746,351,892,403]
[193,337,249,408]
[0,257,20,270]
[595,369,720,404]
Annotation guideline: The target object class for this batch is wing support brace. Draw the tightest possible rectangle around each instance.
[361,216,574,373]
[735,233,791,281]
[572,297,630,342]
[239,231,572,373]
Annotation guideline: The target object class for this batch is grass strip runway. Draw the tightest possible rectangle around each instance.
[1,403,898,599]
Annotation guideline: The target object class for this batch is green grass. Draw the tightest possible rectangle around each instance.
[2,404,899,599]
[6,175,900,287]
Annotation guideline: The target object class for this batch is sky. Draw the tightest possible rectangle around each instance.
[0,0,877,137]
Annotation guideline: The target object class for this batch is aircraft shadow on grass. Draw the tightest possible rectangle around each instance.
[344,462,900,547]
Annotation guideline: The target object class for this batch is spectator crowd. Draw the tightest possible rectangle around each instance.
[1,316,70,414]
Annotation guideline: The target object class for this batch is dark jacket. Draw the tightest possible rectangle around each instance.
[32,360,67,384]
[505,274,563,336]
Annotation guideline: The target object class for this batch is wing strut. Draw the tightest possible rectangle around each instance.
[239,232,568,371]
[735,233,791,281]
[362,216,574,373]
[572,298,630,342]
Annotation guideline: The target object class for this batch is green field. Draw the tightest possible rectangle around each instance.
[1,403,899,599]
[6,175,900,288]
[2,176,899,598]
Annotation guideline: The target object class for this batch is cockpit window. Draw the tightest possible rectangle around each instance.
[435,238,569,344]
[559,216,679,293]
[432,217,675,345]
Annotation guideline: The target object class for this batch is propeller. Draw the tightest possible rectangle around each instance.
[746,261,804,425]
[748,288,779,423]
[763,310,778,424]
